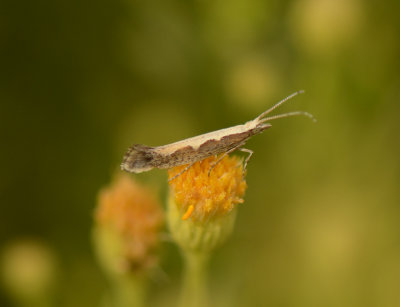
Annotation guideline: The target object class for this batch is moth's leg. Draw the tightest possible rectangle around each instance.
[238,148,253,174]
[208,143,244,176]
[168,162,195,182]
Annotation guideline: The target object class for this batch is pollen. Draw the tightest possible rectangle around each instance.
[95,174,164,272]
[168,155,247,222]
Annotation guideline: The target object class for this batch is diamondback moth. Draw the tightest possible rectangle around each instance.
[121,90,315,181]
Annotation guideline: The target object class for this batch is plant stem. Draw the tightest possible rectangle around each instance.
[109,276,147,307]
[180,251,210,307]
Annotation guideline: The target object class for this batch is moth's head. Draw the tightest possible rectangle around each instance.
[121,144,155,173]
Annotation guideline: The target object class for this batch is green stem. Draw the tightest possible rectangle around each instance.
[180,251,210,307]
[107,276,147,307]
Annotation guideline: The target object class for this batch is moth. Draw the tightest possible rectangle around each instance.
[121,91,315,181]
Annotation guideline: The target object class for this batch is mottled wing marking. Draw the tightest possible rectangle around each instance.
[123,144,154,160]
[220,131,250,147]
[198,139,219,154]
[133,144,154,151]
[163,130,259,168]
[121,144,156,172]
[153,145,196,168]
[170,145,196,160]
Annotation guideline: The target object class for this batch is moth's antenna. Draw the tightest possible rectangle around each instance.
[257,90,304,120]
[259,111,316,123]
[256,90,316,123]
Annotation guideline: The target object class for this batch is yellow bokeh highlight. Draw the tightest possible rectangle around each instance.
[290,0,363,55]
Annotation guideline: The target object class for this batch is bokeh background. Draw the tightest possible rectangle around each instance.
[1,0,400,306]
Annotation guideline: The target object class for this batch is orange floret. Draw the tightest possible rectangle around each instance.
[168,155,247,222]
[96,174,164,272]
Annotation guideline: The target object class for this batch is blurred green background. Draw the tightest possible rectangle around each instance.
[1,0,400,306]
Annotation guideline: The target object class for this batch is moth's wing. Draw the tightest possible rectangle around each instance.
[121,144,155,173]
[132,144,154,151]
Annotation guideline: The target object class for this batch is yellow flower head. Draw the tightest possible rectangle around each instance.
[168,155,247,222]
[94,174,163,274]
